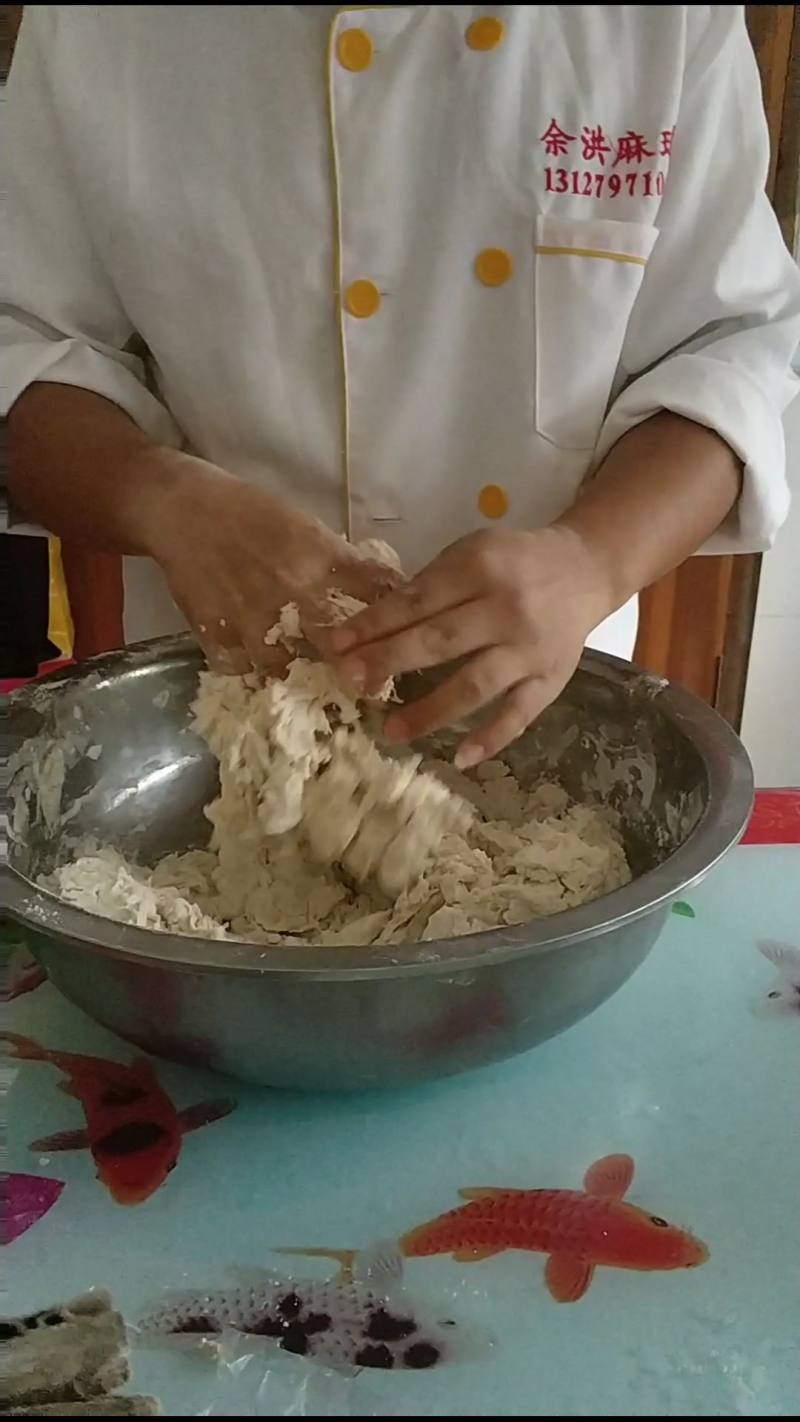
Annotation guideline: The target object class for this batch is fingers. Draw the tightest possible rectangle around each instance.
[322,556,405,618]
[200,632,288,677]
[347,557,406,602]
[203,642,252,674]
[383,646,529,743]
[333,600,493,694]
[327,556,469,655]
[454,674,565,767]
[189,597,289,676]
[190,608,252,675]
[242,628,292,676]
[297,563,405,651]
[297,593,349,652]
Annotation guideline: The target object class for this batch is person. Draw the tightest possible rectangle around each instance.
[3,5,799,769]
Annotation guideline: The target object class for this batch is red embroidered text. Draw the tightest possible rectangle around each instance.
[581,124,612,165]
[613,131,656,165]
[540,118,576,157]
[545,168,666,199]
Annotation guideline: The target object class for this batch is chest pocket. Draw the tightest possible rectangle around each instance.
[534,216,659,451]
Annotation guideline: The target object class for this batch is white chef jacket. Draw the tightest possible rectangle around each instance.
[3,5,799,656]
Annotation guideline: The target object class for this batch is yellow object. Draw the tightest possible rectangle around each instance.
[345,278,382,318]
[465,16,505,51]
[326,15,352,539]
[336,28,374,72]
[535,245,648,267]
[478,483,509,519]
[475,247,513,286]
[48,538,74,659]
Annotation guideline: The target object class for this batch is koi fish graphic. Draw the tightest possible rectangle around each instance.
[2,1034,235,1206]
[285,1154,708,1304]
[1,949,47,1003]
[4,1173,65,1244]
[758,939,800,1015]
[138,1246,474,1372]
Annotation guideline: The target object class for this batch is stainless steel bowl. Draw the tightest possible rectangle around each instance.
[4,637,753,1089]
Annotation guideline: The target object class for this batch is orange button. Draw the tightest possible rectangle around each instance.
[475,247,513,286]
[337,27,374,72]
[478,484,509,519]
[466,16,506,51]
[345,279,381,318]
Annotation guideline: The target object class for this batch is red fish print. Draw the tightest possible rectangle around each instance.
[5,1173,65,1244]
[1,950,47,1002]
[288,1155,708,1304]
[2,1034,235,1206]
[400,1154,708,1301]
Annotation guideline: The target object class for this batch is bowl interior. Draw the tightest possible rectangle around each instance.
[8,639,708,893]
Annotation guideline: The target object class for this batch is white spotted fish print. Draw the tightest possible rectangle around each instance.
[137,1247,471,1373]
[758,939,800,1015]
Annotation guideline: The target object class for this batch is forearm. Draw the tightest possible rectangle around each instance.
[556,411,743,616]
[7,383,195,555]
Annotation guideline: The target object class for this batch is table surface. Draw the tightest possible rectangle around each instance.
[4,796,800,1417]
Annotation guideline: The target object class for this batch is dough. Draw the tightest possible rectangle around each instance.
[189,584,474,896]
[48,766,631,945]
[49,846,231,940]
[45,544,631,945]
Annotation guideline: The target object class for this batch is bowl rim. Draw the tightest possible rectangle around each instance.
[4,644,754,981]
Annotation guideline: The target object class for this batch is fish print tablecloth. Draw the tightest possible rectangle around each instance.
[4,793,800,1417]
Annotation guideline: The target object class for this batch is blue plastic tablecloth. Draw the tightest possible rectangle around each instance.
[5,844,799,1416]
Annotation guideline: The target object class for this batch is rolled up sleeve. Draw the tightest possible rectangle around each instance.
[0,8,181,446]
[596,5,800,554]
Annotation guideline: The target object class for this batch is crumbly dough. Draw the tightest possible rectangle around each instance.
[45,542,631,946]
[189,588,473,898]
[49,766,631,946]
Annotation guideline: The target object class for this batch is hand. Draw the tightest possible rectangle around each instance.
[141,454,400,672]
[326,527,613,765]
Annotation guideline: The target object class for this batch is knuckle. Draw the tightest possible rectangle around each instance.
[349,611,377,639]
[504,585,532,622]
[473,541,498,577]
[401,586,428,615]
[420,622,454,661]
[459,669,489,703]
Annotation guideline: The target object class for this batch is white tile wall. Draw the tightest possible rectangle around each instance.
[740,397,800,786]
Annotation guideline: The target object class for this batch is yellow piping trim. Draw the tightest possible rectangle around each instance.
[327,12,353,540]
[48,538,74,659]
[326,6,405,535]
[535,245,648,266]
